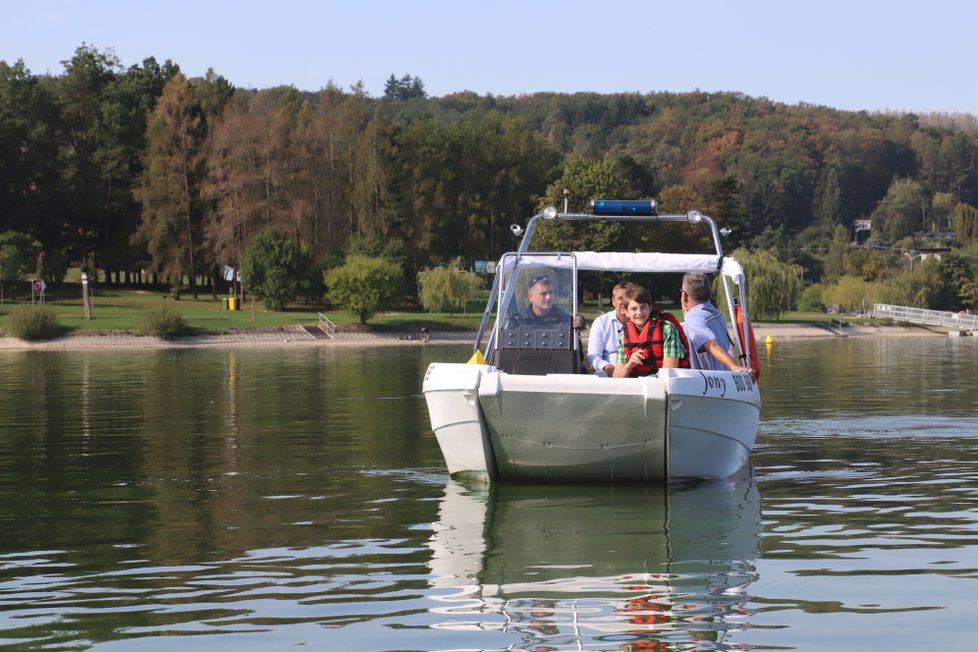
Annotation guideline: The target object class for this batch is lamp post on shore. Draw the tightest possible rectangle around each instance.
[903,251,921,274]
[81,267,93,319]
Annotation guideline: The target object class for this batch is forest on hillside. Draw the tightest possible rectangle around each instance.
[3,45,978,313]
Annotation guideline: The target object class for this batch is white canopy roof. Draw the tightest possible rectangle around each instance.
[503,252,745,281]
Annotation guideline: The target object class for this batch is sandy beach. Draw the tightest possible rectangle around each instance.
[0,320,949,351]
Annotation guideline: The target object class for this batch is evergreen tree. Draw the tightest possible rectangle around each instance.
[383,74,426,101]
[241,227,312,310]
[0,60,62,273]
[871,178,927,243]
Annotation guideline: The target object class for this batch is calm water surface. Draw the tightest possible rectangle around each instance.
[0,337,976,651]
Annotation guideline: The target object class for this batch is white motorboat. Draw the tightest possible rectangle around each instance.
[422,200,761,482]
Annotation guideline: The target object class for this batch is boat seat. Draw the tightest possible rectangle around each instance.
[494,325,582,375]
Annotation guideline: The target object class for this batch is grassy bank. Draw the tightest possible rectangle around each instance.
[0,287,486,336]
[0,286,850,337]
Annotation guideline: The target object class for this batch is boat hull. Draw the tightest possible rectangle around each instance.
[422,363,760,482]
[422,362,497,480]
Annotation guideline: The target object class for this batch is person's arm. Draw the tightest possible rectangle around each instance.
[586,314,617,374]
[702,339,754,375]
[611,328,636,377]
[613,350,645,377]
[659,321,685,369]
[586,315,609,370]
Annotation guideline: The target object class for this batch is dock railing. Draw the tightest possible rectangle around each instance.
[318,312,338,337]
[829,317,848,335]
[872,303,978,332]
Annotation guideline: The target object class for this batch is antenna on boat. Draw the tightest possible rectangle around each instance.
[563,188,569,214]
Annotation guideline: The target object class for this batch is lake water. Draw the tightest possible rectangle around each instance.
[0,337,976,651]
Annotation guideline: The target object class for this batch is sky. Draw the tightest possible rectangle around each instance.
[4,0,977,116]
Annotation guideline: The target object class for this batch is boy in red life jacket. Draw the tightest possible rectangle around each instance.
[613,285,689,378]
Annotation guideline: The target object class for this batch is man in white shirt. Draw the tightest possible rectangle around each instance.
[586,281,634,375]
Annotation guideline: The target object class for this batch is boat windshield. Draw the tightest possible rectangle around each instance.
[494,253,577,333]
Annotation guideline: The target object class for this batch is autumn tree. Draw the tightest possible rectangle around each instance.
[99,55,178,283]
[204,90,269,296]
[133,72,205,297]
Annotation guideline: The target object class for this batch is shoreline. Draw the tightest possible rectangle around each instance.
[0,321,950,351]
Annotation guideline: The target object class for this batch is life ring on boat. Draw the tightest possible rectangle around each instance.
[735,305,761,381]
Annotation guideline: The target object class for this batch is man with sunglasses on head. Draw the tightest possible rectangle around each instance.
[505,274,572,329]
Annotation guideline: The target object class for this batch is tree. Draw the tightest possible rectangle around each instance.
[535,158,630,252]
[324,254,403,323]
[98,55,178,283]
[0,60,61,255]
[653,184,716,253]
[798,283,825,311]
[822,275,877,314]
[133,72,205,297]
[56,45,122,270]
[952,202,978,244]
[871,178,926,243]
[0,231,42,302]
[417,260,483,313]
[732,247,802,319]
[933,250,973,311]
[194,68,234,126]
[383,74,426,101]
[821,224,850,285]
[813,165,843,228]
[241,228,312,311]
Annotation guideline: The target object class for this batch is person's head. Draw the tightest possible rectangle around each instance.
[527,274,555,316]
[612,281,636,322]
[681,272,711,310]
[622,285,653,327]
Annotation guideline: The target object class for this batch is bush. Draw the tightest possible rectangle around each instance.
[7,304,60,341]
[242,228,312,311]
[798,283,825,312]
[324,254,404,323]
[144,303,188,340]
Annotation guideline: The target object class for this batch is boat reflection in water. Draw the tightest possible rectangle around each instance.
[427,476,762,651]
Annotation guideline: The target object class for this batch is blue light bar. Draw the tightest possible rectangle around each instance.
[590,199,658,216]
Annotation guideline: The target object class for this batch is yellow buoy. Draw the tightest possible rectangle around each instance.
[765,334,774,346]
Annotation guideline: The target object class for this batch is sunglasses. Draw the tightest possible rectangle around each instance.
[528,275,551,289]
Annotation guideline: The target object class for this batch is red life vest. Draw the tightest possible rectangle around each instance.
[623,311,691,376]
